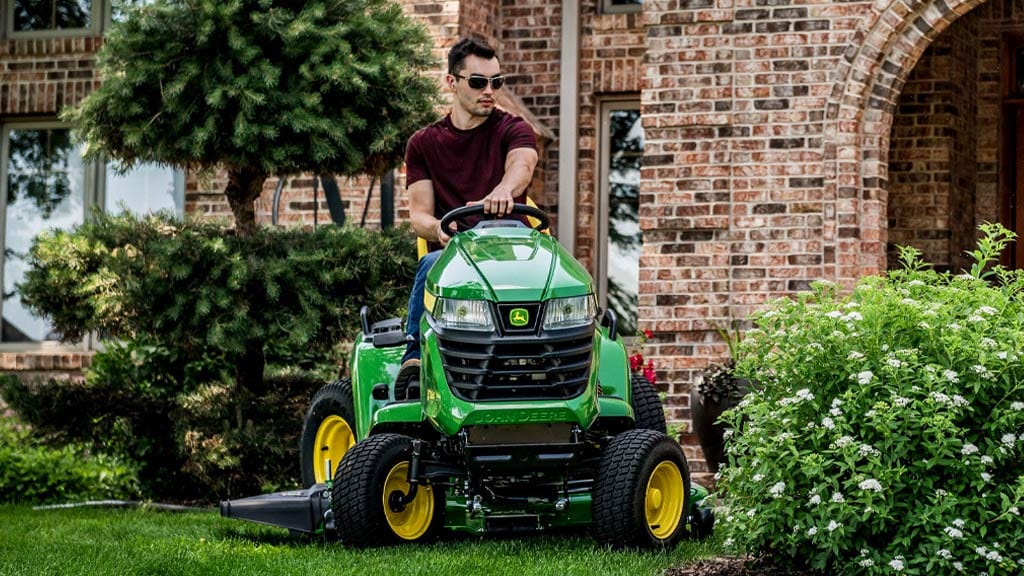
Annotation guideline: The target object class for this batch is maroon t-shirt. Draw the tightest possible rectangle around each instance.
[405,109,536,239]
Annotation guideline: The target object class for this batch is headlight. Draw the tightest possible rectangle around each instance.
[542,295,597,330]
[432,298,495,331]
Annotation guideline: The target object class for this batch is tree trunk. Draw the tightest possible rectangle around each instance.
[235,341,266,397]
[224,166,267,396]
[224,166,267,237]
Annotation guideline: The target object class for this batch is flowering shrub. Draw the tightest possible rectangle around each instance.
[717,223,1024,574]
[629,329,657,385]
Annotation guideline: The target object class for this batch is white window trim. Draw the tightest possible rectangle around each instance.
[0,119,184,350]
[4,0,107,38]
[0,119,96,350]
[596,97,641,333]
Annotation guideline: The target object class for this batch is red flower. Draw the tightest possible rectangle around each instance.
[643,329,653,339]
[629,352,644,372]
[643,360,657,385]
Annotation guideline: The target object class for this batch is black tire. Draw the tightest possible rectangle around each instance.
[300,379,357,488]
[592,429,692,549]
[332,434,445,547]
[631,373,667,433]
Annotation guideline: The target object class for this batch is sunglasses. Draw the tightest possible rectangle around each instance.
[454,73,505,91]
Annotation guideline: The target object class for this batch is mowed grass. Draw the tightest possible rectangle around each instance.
[0,505,721,576]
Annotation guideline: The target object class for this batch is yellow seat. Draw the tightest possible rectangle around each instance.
[417,197,548,260]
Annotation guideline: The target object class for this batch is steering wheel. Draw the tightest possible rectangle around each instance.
[439,203,551,236]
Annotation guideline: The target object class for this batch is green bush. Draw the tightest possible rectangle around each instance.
[11,214,415,500]
[3,352,325,501]
[0,397,139,504]
[175,368,326,497]
[19,211,416,375]
[718,223,1024,574]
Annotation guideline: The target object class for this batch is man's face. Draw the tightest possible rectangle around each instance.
[449,55,502,118]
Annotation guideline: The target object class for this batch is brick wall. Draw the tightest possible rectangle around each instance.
[0,37,101,114]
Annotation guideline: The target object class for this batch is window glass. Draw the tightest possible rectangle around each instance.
[13,0,93,32]
[105,164,184,215]
[2,128,86,342]
[603,106,643,337]
[602,0,642,13]
[1,123,185,346]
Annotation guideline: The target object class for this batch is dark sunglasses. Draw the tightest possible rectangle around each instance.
[454,73,505,90]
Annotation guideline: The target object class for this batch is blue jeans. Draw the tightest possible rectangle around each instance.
[402,250,441,364]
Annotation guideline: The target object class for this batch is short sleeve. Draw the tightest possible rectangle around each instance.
[503,116,537,153]
[404,130,430,186]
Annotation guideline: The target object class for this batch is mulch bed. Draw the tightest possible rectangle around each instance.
[666,557,822,576]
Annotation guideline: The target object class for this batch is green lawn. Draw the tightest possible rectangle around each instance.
[0,505,720,576]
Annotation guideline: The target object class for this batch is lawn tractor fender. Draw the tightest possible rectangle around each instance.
[595,325,631,402]
[369,401,427,432]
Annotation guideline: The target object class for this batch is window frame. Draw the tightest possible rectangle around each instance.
[0,118,184,350]
[596,97,643,337]
[601,0,642,15]
[4,0,107,39]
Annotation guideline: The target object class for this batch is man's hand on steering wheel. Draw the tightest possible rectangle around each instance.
[467,186,516,217]
[435,219,455,247]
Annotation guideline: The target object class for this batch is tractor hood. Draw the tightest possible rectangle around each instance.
[426,227,593,303]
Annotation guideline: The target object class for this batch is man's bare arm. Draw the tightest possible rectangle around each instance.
[408,179,453,247]
[471,147,539,217]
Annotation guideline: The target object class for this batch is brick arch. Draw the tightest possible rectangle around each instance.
[823,0,990,284]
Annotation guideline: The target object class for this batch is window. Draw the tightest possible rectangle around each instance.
[597,100,643,337]
[6,0,104,36]
[0,122,183,345]
[602,0,642,14]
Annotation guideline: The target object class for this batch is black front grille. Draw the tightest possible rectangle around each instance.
[437,331,594,401]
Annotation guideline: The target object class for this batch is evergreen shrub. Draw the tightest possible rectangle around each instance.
[11,212,416,500]
[0,388,140,504]
[718,224,1024,574]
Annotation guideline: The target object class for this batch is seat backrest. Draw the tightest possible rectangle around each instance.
[417,197,548,260]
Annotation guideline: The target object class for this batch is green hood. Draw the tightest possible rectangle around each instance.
[426,227,593,303]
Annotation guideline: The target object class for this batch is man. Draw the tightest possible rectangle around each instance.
[396,37,539,388]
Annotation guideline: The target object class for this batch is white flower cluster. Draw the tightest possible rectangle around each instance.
[769,481,786,498]
[778,388,815,406]
[858,478,883,492]
[889,555,905,571]
[831,491,845,503]
[847,350,864,360]
[972,364,995,380]
[850,370,873,385]
[962,443,979,456]
[835,435,854,448]
[944,369,960,383]
[859,443,880,458]
[1011,401,1024,411]
[944,518,966,539]
[980,337,997,349]
[821,416,835,430]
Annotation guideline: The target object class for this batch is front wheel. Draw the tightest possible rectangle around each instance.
[592,428,691,549]
[332,434,445,547]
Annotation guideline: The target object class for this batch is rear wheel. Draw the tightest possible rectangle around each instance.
[299,379,357,487]
[332,433,444,547]
[592,428,691,549]
[631,373,667,433]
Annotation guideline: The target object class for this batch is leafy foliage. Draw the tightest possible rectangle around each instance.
[0,388,140,504]
[65,0,439,232]
[717,223,1024,574]
[19,211,416,369]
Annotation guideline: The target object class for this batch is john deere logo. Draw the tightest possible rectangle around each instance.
[509,308,529,327]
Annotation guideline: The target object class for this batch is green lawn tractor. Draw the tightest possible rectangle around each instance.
[221,204,714,548]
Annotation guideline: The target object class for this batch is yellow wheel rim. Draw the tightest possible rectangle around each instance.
[313,415,354,484]
[382,462,434,540]
[645,461,685,540]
